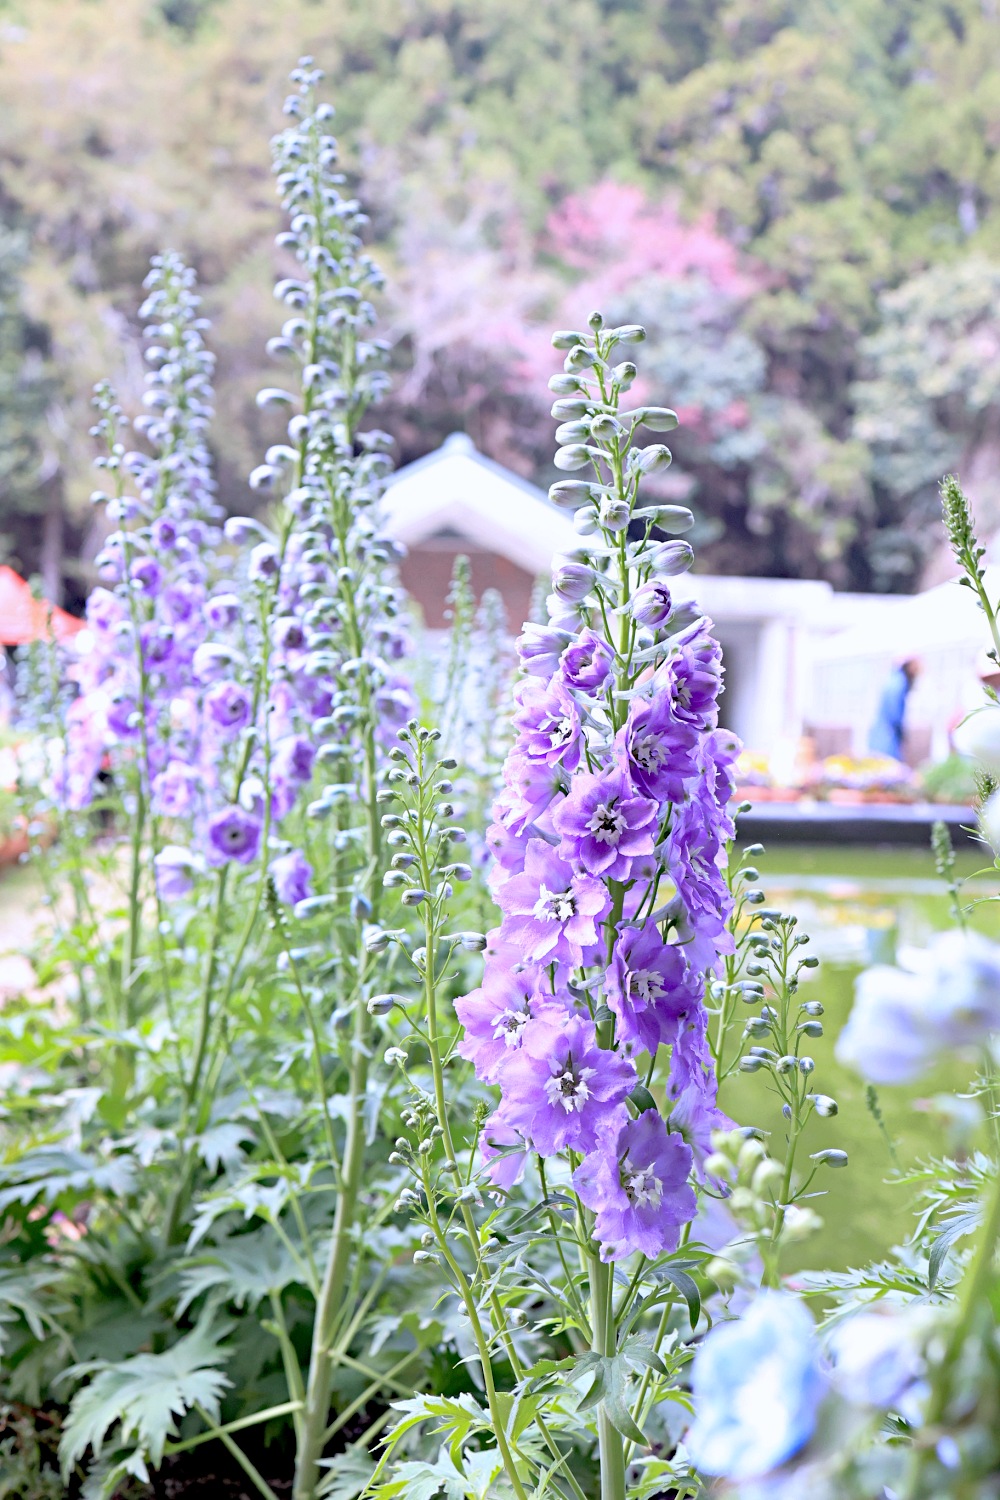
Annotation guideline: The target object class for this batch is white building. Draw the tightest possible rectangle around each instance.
[383,434,950,762]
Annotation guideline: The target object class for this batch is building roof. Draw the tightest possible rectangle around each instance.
[383,433,577,575]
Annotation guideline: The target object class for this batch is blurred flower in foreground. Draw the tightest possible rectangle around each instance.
[685,1291,825,1482]
[836,930,1000,1083]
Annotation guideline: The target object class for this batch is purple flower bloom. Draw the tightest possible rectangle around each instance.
[273,734,315,784]
[86,588,125,635]
[152,759,201,817]
[512,676,582,770]
[274,615,306,651]
[248,542,280,582]
[630,579,673,628]
[270,848,313,905]
[495,841,609,965]
[551,766,658,880]
[499,1014,635,1156]
[616,689,700,802]
[560,629,614,693]
[500,754,566,835]
[130,556,162,595]
[207,805,262,865]
[667,1009,731,1156]
[205,680,252,732]
[154,844,201,899]
[151,515,178,550]
[480,1112,530,1191]
[455,965,567,1082]
[517,622,574,678]
[606,922,702,1054]
[655,624,722,730]
[205,593,241,630]
[574,1110,695,1260]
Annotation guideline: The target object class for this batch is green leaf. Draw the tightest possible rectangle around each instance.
[0,1147,136,1213]
[658,1266,701,1330]
[603,1358,648,1447]
[59,1316,233,1475]
[175,1228,305,1314]
[928,1208,981,1289]
[317,1443,377,1500]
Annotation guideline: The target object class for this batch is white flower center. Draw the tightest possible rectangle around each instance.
[587,800,626,845]
[544,1063,597,1113]
[634,733,665,773]
[544,713,574,749]
[629,968,665,1006]
[493,1005,530,1047]
[533,883,577,922]
[621,1154,663,1208]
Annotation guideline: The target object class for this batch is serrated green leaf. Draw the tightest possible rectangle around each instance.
[317,1443,377,1499]
[59,1316,233,1475]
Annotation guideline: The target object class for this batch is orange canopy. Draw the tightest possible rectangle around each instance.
[0,566,84,646]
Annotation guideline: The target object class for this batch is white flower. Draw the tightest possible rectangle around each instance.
[953,706,1000,772]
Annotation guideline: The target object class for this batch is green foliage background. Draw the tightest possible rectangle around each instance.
[1,0,1000,598]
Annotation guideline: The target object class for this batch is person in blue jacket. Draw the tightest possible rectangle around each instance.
[868,658,921,761]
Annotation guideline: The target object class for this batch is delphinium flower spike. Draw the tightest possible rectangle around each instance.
[453,313,741,1492]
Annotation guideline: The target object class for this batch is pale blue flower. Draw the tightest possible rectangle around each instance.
[837,930,1000,1084]
[686,1291,825,1482]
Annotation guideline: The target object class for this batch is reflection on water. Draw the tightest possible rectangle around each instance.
[723,844,1000,1271]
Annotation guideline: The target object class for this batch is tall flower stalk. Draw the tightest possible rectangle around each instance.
[373,315,741,1500]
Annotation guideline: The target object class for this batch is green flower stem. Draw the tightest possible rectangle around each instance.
[591,1254,627,1500]
[194,1402,280,1500]
[163,1401,303,1458]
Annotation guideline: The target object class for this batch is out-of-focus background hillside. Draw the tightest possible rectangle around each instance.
[0,0,999,606]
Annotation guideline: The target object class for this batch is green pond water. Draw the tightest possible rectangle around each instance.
[723,842,1000,1275]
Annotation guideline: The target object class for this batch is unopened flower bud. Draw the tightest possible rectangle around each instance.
[549,480,596,510]
[552,559,596,602]
[554,444,593,471]
[810,1148,849,1168]
[704,1152,734,1181]
[630,579,672,628]
[363,924,389,953]
[647,540,694,575]
[599,496,631,532]
[401,888,430,906]
[367,994,400,1016]
[809,1094,839,1117]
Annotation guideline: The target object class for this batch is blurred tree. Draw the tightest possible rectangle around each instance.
[0,0,997,591]
[853,257,1000,589]
[0,224,67,600]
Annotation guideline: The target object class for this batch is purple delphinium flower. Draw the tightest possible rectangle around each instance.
[500,754,566,835]
[248,542,280,582]
[152,759,202,818]
[560,628,614,693]
[616,688,700,803]
[499,1014,635,1156]
[130,556,162,595]
[606,922,703,1054]
[495,841,609,965]
[273,733,315,784]
[655,624,722,730]
[551,766,658,880]
[667,1009,731,1156]
[154,844,201,900]
[455,966,568,1082]
[206,805,262,866]
[574,1110,696,1261]
[480,1112,531,1191]
[512,675,582,770]
[205,593,241,630]
[205,680,252,733]
[667,795,733,971]
[270,848,313,906]
[516,622,574,678]
[151,515,178,550]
